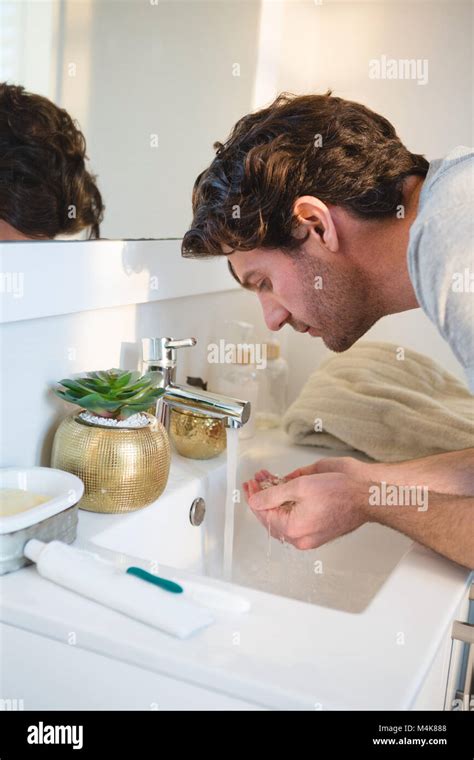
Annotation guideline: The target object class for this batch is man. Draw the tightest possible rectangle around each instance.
[182,91,474,569]
[0,83,103,240]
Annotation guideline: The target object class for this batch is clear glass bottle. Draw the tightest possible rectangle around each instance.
[256,340,288,429]
[210,321,259,440]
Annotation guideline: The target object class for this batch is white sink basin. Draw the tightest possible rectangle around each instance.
[3,428,470,711]
[80,429,412,614]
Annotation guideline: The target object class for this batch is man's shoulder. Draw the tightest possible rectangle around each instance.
[405,146,473,388]
[408,146,473,255]
[406,143,472,315]
[419,145,473,214]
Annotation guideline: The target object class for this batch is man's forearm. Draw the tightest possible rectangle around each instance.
[364,448,474,496]
[362,487,474,569]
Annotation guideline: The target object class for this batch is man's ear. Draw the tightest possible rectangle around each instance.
[293,195,338,253]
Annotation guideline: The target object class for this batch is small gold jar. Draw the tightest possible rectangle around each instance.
[169,408,226,460]
[51,413,170,513]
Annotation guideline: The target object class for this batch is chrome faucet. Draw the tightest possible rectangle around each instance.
[141,337,251,430]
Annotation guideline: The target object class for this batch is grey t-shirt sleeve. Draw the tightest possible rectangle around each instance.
[407,154,474,392]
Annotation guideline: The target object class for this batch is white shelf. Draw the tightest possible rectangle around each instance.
[0,239,237,324]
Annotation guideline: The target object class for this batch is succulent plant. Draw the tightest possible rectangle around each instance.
[54,369,165,420]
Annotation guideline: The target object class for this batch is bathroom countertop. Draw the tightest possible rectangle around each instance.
[1,435,471,710]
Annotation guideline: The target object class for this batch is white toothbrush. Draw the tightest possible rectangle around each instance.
[125,564,251,613]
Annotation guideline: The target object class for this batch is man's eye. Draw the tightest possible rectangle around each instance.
[257,279,271,292]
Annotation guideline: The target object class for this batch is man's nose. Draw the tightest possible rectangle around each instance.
[258,293,289,332]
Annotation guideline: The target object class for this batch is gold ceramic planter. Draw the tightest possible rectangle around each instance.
[169,408,226,460]
[51,413,170,513]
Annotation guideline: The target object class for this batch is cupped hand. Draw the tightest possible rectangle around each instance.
[242,470,368,550]
[247,456,371,490]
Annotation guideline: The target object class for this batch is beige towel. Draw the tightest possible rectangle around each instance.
[283,342,474,462]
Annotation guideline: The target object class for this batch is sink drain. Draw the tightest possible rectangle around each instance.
[189,497,206,526]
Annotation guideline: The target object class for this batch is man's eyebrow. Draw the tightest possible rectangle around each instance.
[226,259,258,290]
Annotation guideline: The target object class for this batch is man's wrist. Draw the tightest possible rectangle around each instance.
[356,482,379,524]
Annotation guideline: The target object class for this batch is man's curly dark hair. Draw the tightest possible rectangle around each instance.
[0,83,104,239]
[182,91,429,258]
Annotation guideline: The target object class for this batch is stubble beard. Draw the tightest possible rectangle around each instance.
[296,253,384,352]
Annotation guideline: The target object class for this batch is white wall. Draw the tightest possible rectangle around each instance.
[263,0,473,399]
[275,0,472,155]
[0,236,274,469]
[57,0,261,239]
[0,283,266,468]
[0,0,59,96]
[1,0,261,239]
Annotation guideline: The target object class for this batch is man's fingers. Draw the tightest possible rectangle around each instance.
[285,458,353,481]
[283,465,317,481]
[242,479,262,503]
[248,479,298,511]
[245,479,262,499]
[255,503,297,543]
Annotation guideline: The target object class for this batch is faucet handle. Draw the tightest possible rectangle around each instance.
[165,338,197,350]
[142,336,197,368]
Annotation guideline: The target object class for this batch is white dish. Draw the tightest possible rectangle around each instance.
[0,467,84,534]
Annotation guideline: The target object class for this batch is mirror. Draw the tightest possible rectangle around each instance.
[0,0,262,240]
[1,0,471,242]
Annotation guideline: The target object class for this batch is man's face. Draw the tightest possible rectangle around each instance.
[228,243,383,352]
